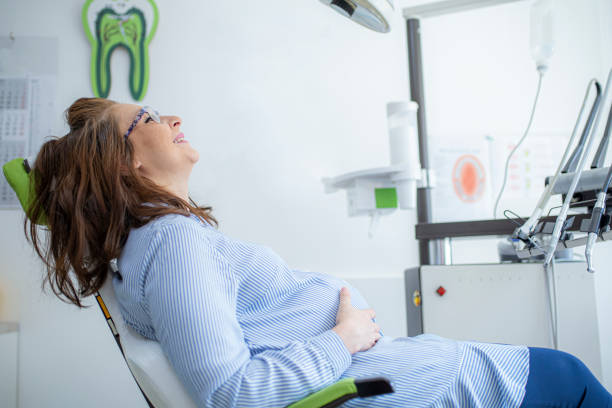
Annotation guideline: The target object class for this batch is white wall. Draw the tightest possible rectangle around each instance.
[0,0,609,406]
[0,1,414,407]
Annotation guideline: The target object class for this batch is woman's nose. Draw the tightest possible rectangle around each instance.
[162,115,182,128]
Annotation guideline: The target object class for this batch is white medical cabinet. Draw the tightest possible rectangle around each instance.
[405,262,602,379]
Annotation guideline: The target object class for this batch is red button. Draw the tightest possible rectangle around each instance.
[436,286,446,296]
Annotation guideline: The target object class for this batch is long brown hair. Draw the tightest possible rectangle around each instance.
[25,97,217,307]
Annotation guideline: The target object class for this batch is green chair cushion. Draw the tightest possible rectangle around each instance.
[2,157,46,224]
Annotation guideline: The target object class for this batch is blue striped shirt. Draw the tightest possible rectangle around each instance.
[114,213,529,407]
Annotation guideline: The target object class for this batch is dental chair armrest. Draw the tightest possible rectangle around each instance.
[286,377,393,408]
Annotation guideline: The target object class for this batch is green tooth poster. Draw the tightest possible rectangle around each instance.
[82,0,159,101]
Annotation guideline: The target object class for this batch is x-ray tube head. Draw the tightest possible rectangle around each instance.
[319,0,395,33]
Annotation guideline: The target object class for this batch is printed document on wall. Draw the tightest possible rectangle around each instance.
[431,132,569,222]
[0,76,56,208]
[489,132,569,218]
[431,134,492,222]
[0,36,58,209]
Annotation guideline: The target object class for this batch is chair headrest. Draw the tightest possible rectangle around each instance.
[2,157,46,225]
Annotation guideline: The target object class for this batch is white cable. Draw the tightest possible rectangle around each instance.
[368,212,381,239]
[543,262,555,348]
[494,71,545,218]
[543,261,558,350]
[544,259,559,350]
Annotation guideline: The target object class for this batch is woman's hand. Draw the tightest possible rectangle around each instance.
[332,287,381,354]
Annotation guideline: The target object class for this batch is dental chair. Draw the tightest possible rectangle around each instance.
[96,266,198,407]
[3,157,394,408]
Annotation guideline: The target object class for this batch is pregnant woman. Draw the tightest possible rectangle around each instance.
[23,97,611,407]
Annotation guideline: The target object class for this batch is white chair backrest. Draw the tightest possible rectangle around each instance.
[99,275,198,408]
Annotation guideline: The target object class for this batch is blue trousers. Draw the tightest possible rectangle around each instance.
[520,347,611,407]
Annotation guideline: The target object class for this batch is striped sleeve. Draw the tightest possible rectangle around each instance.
[142,221,352,407]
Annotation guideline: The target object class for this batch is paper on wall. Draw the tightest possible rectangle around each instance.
[0,76,57,209]
[0,36,57,209]
[488,132,570,218]
[430,132,570,223]
[430,134,492,222]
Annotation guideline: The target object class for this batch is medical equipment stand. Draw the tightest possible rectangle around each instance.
[405,17,438,266]
[403,0,528,265]
[401,0,605,383]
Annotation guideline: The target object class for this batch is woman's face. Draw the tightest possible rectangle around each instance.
[113,103,199,197]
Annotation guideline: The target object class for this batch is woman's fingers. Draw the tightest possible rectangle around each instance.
[339,287,352,308]
[369,333,382,348]
[333,288,382,353]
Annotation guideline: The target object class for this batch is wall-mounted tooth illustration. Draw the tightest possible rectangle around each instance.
[82,0,159,101]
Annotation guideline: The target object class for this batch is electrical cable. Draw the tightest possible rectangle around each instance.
[546,205,562,217]
[547,199,597,217]
[494,72,544,218]
[503,209,547,255]
[504,212,558,348]
[503,209,526,226]
[544,259,559,350]
[503,210,557,349]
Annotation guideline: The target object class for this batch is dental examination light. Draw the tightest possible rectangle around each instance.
[544,68,612,268]
[513,80,602,244]
[493,0,554,218]
[319,0,395,32]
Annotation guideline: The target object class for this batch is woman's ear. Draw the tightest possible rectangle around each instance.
[119,159,142,175]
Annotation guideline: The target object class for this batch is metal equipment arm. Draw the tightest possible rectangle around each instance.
[544,69,612,267]
[513,79,601,243]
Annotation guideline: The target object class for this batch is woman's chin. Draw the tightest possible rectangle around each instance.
[186,147,200,163]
